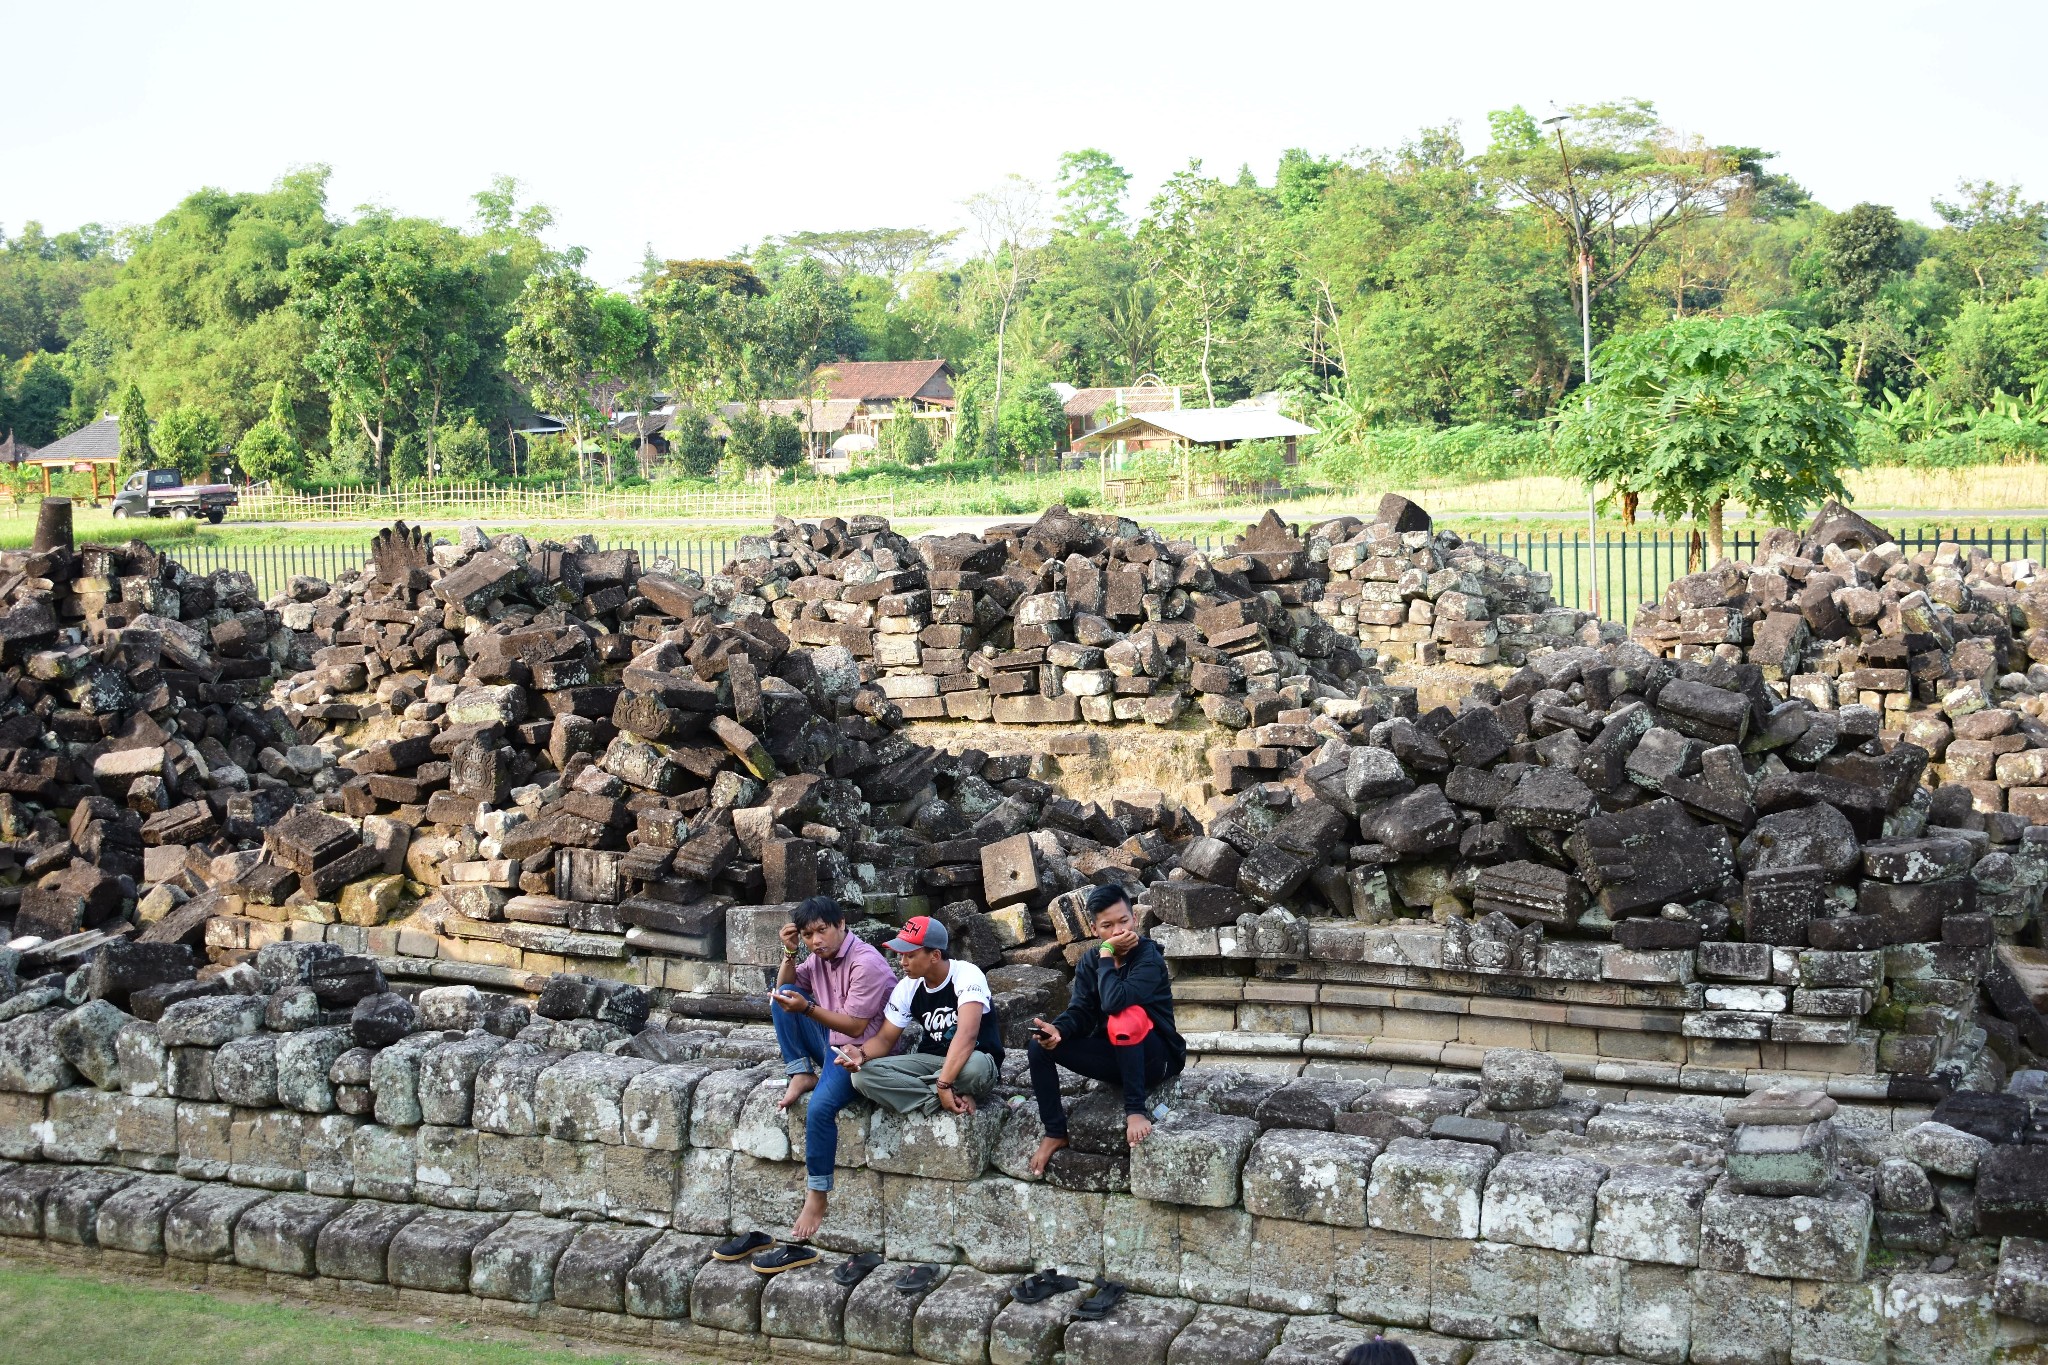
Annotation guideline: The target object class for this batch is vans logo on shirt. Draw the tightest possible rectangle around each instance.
[919,1001,959,1043]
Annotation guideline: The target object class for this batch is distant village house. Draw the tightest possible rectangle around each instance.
[1053,375,1183,452]
[1074,402,1316,497]
[800,359,956,472]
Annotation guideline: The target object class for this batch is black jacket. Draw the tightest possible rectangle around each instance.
[1051,937,1186,1076]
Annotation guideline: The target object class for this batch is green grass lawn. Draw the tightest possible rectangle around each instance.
[0,1264,707,1365]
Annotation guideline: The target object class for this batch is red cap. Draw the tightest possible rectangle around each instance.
[1106,1004,1153,1047]
[883,915,948,954]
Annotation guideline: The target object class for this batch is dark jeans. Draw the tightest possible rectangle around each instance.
[1027,1030,1173,1138]
[769,989,858,1193]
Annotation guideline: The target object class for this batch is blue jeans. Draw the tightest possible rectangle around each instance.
[771,989,858,1193]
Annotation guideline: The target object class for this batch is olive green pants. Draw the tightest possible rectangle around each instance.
[848,1051,998,1116]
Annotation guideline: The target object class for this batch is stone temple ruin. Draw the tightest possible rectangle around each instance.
[1,491,2046,1363]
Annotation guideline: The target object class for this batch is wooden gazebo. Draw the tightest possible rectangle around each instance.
[5,415,122,504]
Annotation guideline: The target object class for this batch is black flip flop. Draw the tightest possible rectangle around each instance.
[751,1243,820,1274]
[1012,1271,1056,1305]
[894,1263,940,1295]
[712,1229,773,1261]
[1074,1280,1125,1320]
[1013,1269,1082,1304]
[833,1251,884,1287]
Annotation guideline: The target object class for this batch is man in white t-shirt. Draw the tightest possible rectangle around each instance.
[839,915,1003,1115]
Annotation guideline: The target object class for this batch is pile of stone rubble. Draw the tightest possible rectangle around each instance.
[721,495,1599,734]
[1635,500,2048,749]
[3,496,2047,1107]
[1153,623,2048,1087]
[232,519,1224,1037]
[0,501,308,989]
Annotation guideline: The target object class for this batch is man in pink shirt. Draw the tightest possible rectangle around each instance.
[766,895,894,1244]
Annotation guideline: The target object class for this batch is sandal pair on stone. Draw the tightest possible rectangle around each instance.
[713,1229,820,1275]
[715,1231,890,1281]
[1012,1269,1124,1318]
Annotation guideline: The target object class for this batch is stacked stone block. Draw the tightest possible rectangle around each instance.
[3,1022,2043,1363]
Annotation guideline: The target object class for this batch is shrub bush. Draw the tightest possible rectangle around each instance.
[1303,422,1552,485]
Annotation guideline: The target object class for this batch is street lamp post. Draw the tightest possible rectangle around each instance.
[1544,113,1600,621]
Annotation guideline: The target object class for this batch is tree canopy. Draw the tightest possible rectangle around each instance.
[1,97,2043,498]
[1556,312,1856,558]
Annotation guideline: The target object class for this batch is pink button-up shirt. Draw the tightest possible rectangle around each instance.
[793,931,895,1049]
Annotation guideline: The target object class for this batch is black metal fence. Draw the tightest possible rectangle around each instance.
[172,539,740,602]
[1453,527,2048,624]
[168,525,2048,624]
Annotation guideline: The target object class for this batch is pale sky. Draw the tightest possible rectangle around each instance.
[7,0,2045,287]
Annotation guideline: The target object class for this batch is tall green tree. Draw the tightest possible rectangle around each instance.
[646,254,844,407]
[964,176,1049,449]
[1480,102,1745,378]
[290,218,490,482]
[1303,129,1567,422]
[776,228,956,279]
[1556,312,1855,561]
[505,265,645,480]
[506,264,602,479]
[1800,202,1939,396]
[3,354,72,447]
[591,292,652,481]
[1932,180,2048,304]
[85,169,332,442]
[0,220,121,364]
[233,380,302,485]
[646,259,769,405]
[117,383,151,467]
[151,404,223,481]
[1056,150,1132,237]
[1810,202,1920,321]
[1141,163,1274,405]
[1931,274,2048,404]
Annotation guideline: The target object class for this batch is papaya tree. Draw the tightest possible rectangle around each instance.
[1556,312,1855,564]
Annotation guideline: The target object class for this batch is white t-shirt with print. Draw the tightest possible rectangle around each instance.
[884,960,993,1056]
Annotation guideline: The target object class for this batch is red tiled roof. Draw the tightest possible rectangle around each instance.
[812,360,954,404]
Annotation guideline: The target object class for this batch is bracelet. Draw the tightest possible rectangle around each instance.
[783,947,799,958]
[935,1080,953,1091]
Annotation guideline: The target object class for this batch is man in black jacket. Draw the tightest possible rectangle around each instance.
[1026,883,1186,1175]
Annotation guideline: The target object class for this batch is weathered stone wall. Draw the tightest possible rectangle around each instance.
[1161,921,2000,1101]
[3,998,2044,1364]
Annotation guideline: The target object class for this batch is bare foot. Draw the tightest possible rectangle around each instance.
[1125,1113,1153,1147]
[791,1190,828,1242]
[1028,1136,1069,1176]
[778,1073,818,1111]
